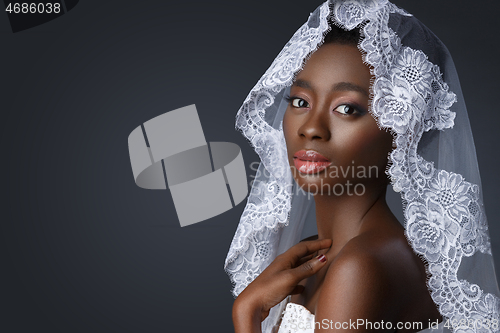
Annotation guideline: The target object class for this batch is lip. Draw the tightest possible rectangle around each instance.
[293,150,331,174]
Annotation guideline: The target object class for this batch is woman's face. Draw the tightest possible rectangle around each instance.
[282,43,393,196]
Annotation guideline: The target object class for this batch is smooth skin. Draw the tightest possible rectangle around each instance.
[232,43,441,333]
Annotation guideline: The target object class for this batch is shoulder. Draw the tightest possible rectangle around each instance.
[323,235,397,301]
[332,228,416,277]
[315,232,414,324]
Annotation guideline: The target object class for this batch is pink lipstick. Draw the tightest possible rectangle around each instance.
[293,150,331,174]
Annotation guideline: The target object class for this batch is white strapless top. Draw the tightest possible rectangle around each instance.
[276,302,444,333]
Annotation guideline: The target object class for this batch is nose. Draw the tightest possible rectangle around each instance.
[297,106,331,141]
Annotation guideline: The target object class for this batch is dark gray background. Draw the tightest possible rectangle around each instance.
[1,0,499,332]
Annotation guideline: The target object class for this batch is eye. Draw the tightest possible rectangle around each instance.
[334,104,359,115]
[286,96,310,108]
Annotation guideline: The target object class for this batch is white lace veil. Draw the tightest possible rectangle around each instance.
[224,1,500,332]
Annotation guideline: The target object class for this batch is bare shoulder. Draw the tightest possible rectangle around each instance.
[315,230,425,326]
[338,227,421,275]
[331,227,422,282]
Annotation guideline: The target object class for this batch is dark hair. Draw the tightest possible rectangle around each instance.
[323,24,361,46]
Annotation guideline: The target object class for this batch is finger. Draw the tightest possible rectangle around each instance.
[291,253,328,281]
[295,253,314,267]
[285,239,332,263]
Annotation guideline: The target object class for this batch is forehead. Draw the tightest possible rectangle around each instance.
[294,43,372,90]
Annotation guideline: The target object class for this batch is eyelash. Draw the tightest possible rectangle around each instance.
[285,95,364,116]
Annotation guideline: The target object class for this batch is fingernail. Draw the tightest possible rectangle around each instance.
[317,254,326,263]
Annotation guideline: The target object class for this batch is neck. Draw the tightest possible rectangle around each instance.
[314,182,389,256]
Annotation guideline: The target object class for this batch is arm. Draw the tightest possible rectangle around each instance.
[232,238,333,333]
[315,249,398,332]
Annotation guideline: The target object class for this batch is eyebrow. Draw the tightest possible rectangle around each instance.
[292,79,369,97]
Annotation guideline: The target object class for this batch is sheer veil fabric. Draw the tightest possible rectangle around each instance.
[224,1,500,332]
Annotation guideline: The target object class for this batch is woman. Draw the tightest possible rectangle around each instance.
[225,1,500,332]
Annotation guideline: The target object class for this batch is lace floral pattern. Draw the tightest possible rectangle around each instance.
[225,0,499,331]
[373,70,426,134]
[332,0,388,30]
[407,199,459,263]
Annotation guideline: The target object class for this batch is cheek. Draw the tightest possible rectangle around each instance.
[334,120,393,168]
[282,111,289,137]
[282,111,295,159]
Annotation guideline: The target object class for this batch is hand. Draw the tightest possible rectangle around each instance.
[232,238,332,333]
